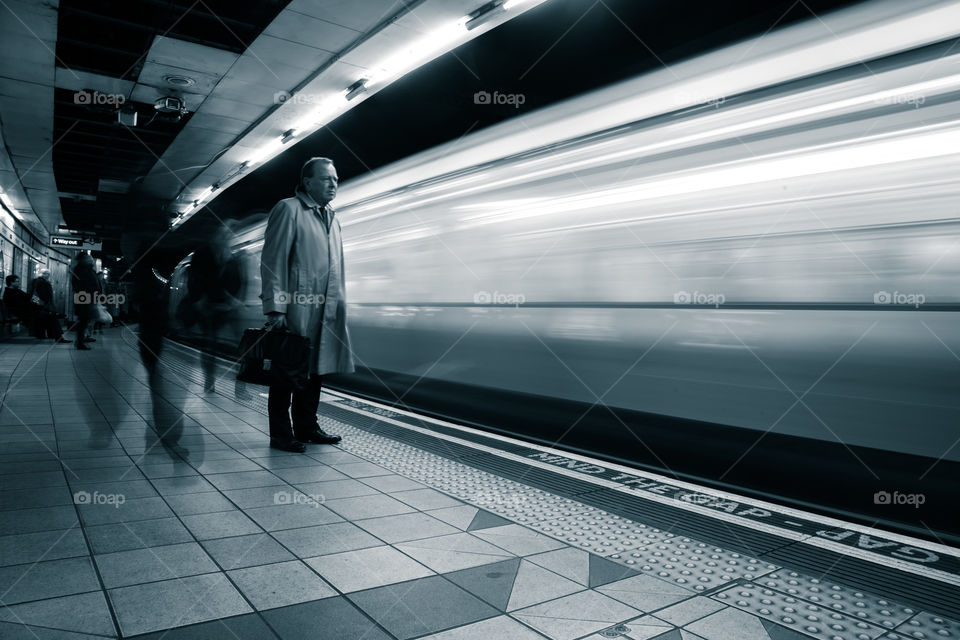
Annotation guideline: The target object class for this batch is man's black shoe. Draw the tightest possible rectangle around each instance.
[270,438,306,453]
[84,337,96,342]
[296,429,342,445]
[75,343,91,350]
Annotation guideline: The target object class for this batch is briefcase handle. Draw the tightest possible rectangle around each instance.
[263,317,292,332]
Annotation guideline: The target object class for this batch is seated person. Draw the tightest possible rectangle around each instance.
[3,275,35,325]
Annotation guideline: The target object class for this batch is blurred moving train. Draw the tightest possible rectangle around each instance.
[170,0,960,539]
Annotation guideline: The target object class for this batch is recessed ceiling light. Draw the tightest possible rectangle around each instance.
[163,74,195,87]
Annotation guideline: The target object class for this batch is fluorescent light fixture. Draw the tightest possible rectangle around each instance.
[245,139,285,166]
[465,0,504,30]
[345,79,368,101]
[503,0,539,9]
[189,184,218,210]
[365,19,466,87]
[289,91,349,133]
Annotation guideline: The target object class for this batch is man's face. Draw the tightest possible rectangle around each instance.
[305,163,338,206]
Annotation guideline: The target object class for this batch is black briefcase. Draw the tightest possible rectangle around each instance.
[236,328,310,390]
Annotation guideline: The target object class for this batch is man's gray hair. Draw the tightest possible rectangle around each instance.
[299,157,335,190]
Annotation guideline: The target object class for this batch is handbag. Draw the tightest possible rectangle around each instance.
[94,303,112,324]
[236,327,311,390]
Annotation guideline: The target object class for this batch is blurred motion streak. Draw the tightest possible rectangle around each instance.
[172,1,960,466]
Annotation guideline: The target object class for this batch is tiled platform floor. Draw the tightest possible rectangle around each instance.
[0,330,956,639]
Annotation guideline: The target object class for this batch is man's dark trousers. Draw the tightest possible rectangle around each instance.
[268,375,323,441]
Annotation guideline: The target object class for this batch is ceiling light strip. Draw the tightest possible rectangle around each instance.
[169,0,551,228]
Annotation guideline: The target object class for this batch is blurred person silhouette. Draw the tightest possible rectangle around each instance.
[129,241,168,384]
[28,269,67,343]
[260,157,354,452]
[106,279,122,326]
[127,237,193,459]
[93,270,108,334]
[185,221,244,392]
[70,252,100,350]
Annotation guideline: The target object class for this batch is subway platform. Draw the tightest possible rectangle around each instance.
[0,330,957,639]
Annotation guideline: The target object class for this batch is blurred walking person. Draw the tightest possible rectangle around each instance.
[260,157,354,452]
[187,222,244,392]
[93,270,108,334]
[71,252,100,350]
[29,269,67,343]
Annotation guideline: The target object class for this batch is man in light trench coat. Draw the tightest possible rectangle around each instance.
[260,157,355,452]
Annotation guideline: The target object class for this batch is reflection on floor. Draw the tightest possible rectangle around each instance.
[0,331,956,639]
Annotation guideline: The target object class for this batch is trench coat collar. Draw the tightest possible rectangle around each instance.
[295,188,334,223]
